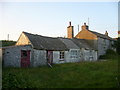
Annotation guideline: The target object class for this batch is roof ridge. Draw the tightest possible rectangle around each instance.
[23,31,58,39]
[23,31,68,50]
[88,30,113,40]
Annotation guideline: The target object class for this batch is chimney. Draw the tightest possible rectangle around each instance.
[81,22,89,30]
[67,21,74,39]
[105,31,108,36]
[118,31,120,38]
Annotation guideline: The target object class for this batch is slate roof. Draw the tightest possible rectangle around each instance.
[23,32,95,51]
[71,38,94,50]
[58,38,79,49]
[88,30,114,40]
[23,32,68,51]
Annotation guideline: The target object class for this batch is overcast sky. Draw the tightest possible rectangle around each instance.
[0,2,118,41]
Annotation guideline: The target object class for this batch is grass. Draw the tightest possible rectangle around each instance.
[2,59,118,88]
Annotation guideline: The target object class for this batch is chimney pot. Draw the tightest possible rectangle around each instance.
[84,22,86,25]
[81,22,89,30]
[105,31,108,36]
[69,21,71,26]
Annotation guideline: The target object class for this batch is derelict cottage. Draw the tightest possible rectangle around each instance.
[0,22,115,67]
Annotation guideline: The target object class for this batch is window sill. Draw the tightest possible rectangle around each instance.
[59,59,64,61]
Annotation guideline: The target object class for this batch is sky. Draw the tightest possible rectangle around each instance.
[0,1,118,41]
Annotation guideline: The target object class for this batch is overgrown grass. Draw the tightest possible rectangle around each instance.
[3,59,118,88]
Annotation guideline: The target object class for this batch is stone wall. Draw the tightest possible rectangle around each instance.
[97,37,112,57]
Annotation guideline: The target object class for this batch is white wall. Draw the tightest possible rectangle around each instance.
[97,37,114,57]
[65,49,81,63]
[53,49,81,64]
[32,49,47,67]
[3,45,32,67]
[0,49,2,63]
[98,37,106,56]
[82,48,98,61]
[53,51,66,64]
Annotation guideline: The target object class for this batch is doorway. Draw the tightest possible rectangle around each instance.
[47,51,53,65]
[21,50,30,67]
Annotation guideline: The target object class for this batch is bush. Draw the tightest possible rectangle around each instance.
[106,49,116,55]
[99,49,117,60]
[99,55,106,59]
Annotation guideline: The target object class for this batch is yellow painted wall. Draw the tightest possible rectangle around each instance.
[16,33,31,45]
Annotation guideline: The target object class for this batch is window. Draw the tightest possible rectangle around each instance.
[21,50,27,57]
[89,50,93,60]
[59,51,65,60]
[70,50,78,58]
[103,39,106,48]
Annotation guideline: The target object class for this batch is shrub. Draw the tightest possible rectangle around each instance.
[99,49,117,60]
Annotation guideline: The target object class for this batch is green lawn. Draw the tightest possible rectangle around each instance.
[2,59,118,88]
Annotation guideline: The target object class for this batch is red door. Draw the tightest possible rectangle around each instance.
[47,51,53,65]
[21,50,30,67]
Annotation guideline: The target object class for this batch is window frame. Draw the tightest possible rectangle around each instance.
[70,50,78,59]
[59,51,65,61]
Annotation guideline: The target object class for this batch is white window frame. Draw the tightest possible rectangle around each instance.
[59,51,65,60]
[70,50,78,59]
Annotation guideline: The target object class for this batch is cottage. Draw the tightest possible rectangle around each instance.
[75,23,115,57]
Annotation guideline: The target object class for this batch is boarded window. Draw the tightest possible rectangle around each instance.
[70,50,78,58]
[59,51,65,60]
